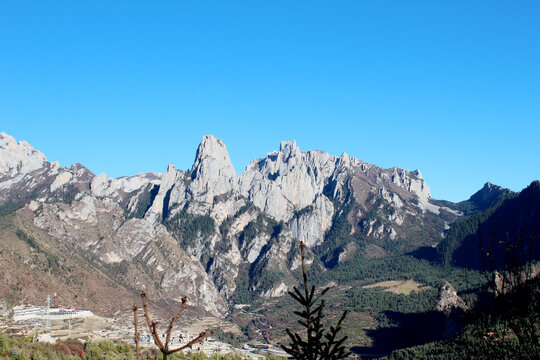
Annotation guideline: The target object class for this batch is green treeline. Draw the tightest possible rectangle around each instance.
[311,254,484,291]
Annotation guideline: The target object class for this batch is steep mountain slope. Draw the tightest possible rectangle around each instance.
[0,211,137,315]
[438,181,539,269]
[453,181,540,269]
[0,132,226,316]
[0,132,466,316]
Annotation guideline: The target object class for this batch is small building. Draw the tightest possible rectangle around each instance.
[37,334,56,344]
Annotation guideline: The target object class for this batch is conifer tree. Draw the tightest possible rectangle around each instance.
[282,242,350,360]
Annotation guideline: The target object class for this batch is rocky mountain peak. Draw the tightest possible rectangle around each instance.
[90,172,109,196]
[468,181,510,210]
[191,134,235,180]
[279,139,301,161]
[176,135,237,214]
[481,182,501,192]
[338,152,351,168]
[0,132,48,177]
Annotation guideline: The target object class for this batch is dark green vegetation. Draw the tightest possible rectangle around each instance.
[239,213,280,250]
[385,272,540,359]
[233,214,292,302]
[0,180,52,215]
[250,253,485,356]
[376,182,540,358]
[234,181,540,358]
[129,184,160,219]
[315,192,354,268]
[436,187,518,268]
[0,201,22,217]
[452,181,539,270]
[437,181,540,271]
[164,208,215,248]
[219,202,254,237]
[60,185,79,205]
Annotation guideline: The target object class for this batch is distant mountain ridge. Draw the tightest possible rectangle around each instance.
[0,131,529,317]
[439,180,540,269]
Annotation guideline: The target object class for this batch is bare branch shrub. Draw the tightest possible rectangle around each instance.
[136,291,213,360]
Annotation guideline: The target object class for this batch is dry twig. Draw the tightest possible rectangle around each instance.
[133,304,140,360]
[139,291,214,360]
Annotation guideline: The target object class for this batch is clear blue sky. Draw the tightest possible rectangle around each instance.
[1,1,539,202]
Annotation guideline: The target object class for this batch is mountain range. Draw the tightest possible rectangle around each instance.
[0,132,532,321]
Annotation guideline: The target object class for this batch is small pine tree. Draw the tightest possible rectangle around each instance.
[281,242,351,360]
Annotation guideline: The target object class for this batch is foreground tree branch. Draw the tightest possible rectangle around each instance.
[133,304,140,360]
[138,291,213,360]
[165,296,187,349]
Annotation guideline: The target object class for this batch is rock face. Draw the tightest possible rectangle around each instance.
[188,135,237,214]
[436,281,468,312]
[30,195,227,316]
[0,132,464,317]
[239,141,335,222]
[192,135,236,182]
[0,132,47,177]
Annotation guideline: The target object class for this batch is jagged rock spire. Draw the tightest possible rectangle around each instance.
[191,134,235,180]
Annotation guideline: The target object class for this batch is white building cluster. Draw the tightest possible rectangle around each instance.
[12,305,93,322]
